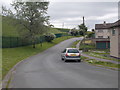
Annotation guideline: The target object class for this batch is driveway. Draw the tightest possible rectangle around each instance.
[8,37,118,88]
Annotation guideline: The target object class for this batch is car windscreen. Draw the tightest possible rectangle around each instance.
[67,49,79,53]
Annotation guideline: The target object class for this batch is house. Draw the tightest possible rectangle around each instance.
[94,21,112,49]
[110,20,120,58]
[95,21,112,38]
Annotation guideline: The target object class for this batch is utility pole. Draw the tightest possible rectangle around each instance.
[62,22,64,28]
[83,16,85,26]
[83,16,86,52]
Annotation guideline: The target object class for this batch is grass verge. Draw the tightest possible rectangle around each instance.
[85,59,120,70]
[80,39,119,62]
[84,52,119,62]
[2,36,75,79]
[71,40,80,48]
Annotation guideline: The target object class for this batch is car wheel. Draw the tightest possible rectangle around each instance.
[78,60,81,62]
[61,58,64,61]
[64,59,67,62]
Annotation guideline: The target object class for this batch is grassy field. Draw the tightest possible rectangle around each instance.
[2,16,67,37]
[86,59,120,69]
[2,36,75,79]
[2,16,19,37]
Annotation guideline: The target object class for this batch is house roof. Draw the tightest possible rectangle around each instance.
[110,19,120,28]
[95,19,120,30]
[95,23,112,29]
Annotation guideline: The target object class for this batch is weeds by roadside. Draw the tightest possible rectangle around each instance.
[85,59,120,70]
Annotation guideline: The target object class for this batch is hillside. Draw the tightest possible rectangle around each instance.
[2,16,68,37]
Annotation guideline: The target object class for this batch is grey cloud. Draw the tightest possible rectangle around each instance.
[48,2,118,29]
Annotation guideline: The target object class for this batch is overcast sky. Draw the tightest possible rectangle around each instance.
[1,0,119,30]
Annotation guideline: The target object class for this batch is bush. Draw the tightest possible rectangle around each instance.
[44,33,56,42]
[69,29,79,36]
[86,32,95,38]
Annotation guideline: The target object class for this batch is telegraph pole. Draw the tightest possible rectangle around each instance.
[62,22,64,28]
[83,16,85,25]
[83,16,86,52]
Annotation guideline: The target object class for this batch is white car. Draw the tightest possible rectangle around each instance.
[61,48,81,62]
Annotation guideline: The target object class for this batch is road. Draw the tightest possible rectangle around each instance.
[8,37,118,88]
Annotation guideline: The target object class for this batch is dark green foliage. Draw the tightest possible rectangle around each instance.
[79,30,84,35]
[44,33,56,42]
[86,31,95,38]
[11,1,50,48]
[78,24,88,36]
[70,29,79,36]
[2,36,45,48]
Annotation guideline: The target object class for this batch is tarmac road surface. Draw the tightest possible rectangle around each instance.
[8,37,118,88]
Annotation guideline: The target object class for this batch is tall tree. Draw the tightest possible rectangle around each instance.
[78,16,87,35]
[78,24,87,35]
[11,0,50,48]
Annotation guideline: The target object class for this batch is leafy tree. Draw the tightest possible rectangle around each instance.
[11,1,50,48]
[69,29,78,36]
[79,30,84,36]
[78,20,88,52]
[78,24,87,35]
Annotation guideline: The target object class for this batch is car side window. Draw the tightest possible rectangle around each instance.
[62,49,66,53]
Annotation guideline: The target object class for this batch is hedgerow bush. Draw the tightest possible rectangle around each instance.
[44,33,56,42]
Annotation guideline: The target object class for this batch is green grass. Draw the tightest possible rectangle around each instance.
[48,28,63,34]
[2,16,68,37]
[86,59,120,69]
[84,51,119,62]
[81,56,89,60]
[79,39,118,62]
[71,40,80,48]
[54,28,70,33]
[2,36,75,79]
[80,44,95,50]
[2,16,19,37]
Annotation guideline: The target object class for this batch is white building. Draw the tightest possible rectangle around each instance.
[95,21,112,38]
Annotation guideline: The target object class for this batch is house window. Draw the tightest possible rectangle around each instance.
[112,29,115,35]
[108,30,111,32]
[98,36,103,38]
[98,30,103,32]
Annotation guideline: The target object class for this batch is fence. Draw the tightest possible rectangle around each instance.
[2,33,70,48]
[2,36,45,48]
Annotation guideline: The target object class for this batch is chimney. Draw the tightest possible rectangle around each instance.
[104,21,106,26]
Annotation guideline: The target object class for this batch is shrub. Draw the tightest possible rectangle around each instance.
[69,29,79,36]
[44,33,56,42]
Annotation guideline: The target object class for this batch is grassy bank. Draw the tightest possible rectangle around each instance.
[71,40,80,48]
[84,51,119,62]
[2,36,75,78]
[71,39,119,70]
[80,39,119,62]
[86,59,120,70]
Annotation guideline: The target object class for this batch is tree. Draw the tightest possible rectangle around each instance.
[11,0,50,48]
[78,24,87,35]
[79,30,84,36]
[69,28,79,36]
[78,22,88,52]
